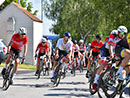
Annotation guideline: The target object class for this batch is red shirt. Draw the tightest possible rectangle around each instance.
[36,43,49,53]
[11,34,28,50]
[91,40,103,52]
[79,44,86,51]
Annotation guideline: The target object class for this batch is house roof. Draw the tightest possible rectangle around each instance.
[12,2,42,23]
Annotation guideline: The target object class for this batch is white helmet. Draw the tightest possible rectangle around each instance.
[41,38,47,43]
[111,30,118,35]
[117,26,128,33]
[19,27,27,35]
[79,39,84,43]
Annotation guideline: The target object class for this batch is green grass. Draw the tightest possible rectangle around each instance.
[0,63,36,70]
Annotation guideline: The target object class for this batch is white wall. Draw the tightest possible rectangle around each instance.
[0,3,34,64]
[33,21,43,65]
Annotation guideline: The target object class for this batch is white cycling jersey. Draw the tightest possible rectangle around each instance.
[56,38,73,51]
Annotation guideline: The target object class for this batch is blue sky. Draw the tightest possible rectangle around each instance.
[28,0,54,35]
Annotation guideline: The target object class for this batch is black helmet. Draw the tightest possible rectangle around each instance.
[73,40,77,44]
[96,34,102,40]
[64,32,71,38]
[0,52,6,64]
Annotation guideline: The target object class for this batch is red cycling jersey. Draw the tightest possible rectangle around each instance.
[91,40,103,52]
[11,33,28,50]
[36,43,49,53]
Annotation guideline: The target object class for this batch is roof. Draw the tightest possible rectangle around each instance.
[12,2,42,23]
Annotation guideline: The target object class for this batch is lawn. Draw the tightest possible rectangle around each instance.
[0,63,36,70]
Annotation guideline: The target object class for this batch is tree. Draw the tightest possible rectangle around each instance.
[44,0,130,42]
[0,0,38,16]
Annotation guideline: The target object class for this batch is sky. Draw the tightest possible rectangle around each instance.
[28,0,54,35]
[0,0,5,5]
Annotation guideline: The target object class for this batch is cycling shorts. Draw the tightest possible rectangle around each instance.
[92,51,100,58]
[37,53,46,60]
[10,47,21,58]
[79,51,85,54]
[100,45,110,63]
[55,49,69,61]
[115,45,125,58]
[74,52,79,58]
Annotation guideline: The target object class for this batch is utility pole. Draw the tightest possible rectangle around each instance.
[41,0,44,21]
[18,0,20,4]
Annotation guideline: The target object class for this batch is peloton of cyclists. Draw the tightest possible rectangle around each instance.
[92,26,128,91]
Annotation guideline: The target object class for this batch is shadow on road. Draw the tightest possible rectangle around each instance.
[44,93,91,98]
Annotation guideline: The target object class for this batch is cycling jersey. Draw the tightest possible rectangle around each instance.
[36,43,49,53]
[11,33,28,50]
[105,34,120,49]
[116,33,130,49]
[79,44,86,52]
[56,38,73,51]
[91,40,103,53]
[72,44,79,52]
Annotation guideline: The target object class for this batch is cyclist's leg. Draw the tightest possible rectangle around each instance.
[92,47,109,90]
[116,48,130,79]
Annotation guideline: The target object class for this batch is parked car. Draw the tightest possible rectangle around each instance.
[0,39,7,54]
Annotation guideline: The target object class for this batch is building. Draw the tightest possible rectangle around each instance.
[0,2,43,65]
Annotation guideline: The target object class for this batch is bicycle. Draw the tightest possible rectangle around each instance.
[97,57,123,98]
[88,56,98,95]
[52,55,66,87]
[101,64,130,98]
[2,53,24,91]
[37,55,49,79]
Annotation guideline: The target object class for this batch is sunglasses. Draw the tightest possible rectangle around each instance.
[120,32,127,35]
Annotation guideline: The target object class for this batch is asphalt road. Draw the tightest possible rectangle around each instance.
[0,68,129,98]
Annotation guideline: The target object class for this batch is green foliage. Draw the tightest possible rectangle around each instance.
[0,0,38,16]
[44,0,130,43]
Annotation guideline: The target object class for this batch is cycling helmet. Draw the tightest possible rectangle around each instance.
[73,40,77,44]
[64,32,71,38]
[19,27,27,35]
[41,38,47,43]
[79,39,84,43]
[117,26,128,33]
[96,34,102,40]
[0,52,6,64]
[111,30,118,35]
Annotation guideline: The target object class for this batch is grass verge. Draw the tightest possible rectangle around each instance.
[0,63,36,70]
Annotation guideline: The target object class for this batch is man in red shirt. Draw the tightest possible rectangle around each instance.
[1,27,28,84]
[86,34,103,78]
[35,38,49,76]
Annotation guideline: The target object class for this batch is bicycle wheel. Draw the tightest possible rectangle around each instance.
[89,62,97,95]
[37,64,43,79]
[2,66,14,91]
[101,68,119,98]
[43,64,46,76]
[53,63,62,87]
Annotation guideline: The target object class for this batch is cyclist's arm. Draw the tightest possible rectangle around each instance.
[23,44,28,57]
[108,43,114,58]
[7,41,13,52]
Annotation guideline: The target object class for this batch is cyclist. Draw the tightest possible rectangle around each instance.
[43,35,52,69]
[51,32,73,82]
[92,26,127,91]
[78,39,86,67]
[86,34,103,78]
[1,27,28,84]
[71,40,80,72]
[34,38,49,76]
[115,26,130,80]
